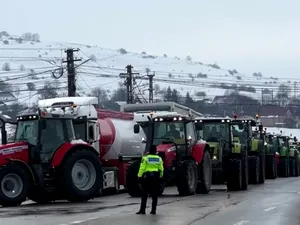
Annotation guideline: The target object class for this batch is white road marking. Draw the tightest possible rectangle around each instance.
[234,220,249,225]
[264,206,276,212]
[70,221,83,224]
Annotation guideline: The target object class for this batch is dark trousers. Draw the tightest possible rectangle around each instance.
[139,174,160,213]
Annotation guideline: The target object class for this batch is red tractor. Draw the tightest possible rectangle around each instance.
[126,113,212,197]
[0,107,103,206]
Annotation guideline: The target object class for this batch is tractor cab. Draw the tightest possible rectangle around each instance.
[145,114,197,161]
[194,118,233,159]
[13,108,78,165]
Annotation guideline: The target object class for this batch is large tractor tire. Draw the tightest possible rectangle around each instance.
[289,158,296,177]
[0,164,30,207]
[278,157,289,177]
[196,151,212,194]
[248,155,259,184]
[176,160,198,196]
[258,153,266,184]
[265,154,277,179]
[241,147,248,190]
[60,150,103,202]
[226,159,242,191]
[295,154,300,177]
[125,160,142,197]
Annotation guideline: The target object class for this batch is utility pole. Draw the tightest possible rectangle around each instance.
[147,72,155,103]
[63,48,82,97]
[119,65,139,104]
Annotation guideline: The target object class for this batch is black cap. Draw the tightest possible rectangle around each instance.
[149,145,157,154]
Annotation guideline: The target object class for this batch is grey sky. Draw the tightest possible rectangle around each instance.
[2,0,299,77]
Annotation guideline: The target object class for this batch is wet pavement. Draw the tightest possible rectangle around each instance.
[1,178,300,225]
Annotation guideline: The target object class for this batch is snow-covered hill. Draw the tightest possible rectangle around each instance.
[0,32,297,106]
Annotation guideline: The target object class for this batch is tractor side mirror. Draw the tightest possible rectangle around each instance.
[40,120,47,130]
[258,124,263,131]
[134,124,140,133]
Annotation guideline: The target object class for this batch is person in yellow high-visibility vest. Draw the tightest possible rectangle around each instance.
[136,145,164,215]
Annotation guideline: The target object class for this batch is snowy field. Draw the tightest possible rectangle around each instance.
[0,33,297,107]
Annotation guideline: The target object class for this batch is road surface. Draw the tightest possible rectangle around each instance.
[1,178,300,225]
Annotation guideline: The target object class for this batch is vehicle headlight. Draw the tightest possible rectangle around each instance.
[167,146,176,152]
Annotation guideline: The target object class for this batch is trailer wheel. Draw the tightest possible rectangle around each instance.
[126,160,142,197]
[265,155,277,179]
[196,151,212,194]
[226,159,242,191]
[61,150,102,202]
[176,160,198,196]
[289,158,296,177]
[248,156,259,184]
[0,164,29,206]
[278,157,289,177]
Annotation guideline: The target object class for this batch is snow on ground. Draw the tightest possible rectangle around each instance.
[0,33,297,107]
[265,127,300,139]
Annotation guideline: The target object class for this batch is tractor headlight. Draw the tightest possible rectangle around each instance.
[213,155,217,160]
[167,146,176,152]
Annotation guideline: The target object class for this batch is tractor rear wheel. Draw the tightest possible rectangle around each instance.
[241,147,248,190]
[226,159,242,191]
[60,150,102,202]
[176,160,198,196]
[278,157,289,177]
[0,164,29,207]
[248,156,259,184]
[265,154,277,179]
[125,160,142,197]
[258,153,266,184]
[289,158,296,177]
[295,154,300,177]
[196,151,212,194]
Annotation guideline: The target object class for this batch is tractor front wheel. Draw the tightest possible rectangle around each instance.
[278,157,289,177]
[125,160,142,197]
[196,151,212,194]
[176,160,198,196]
[226,159,242,191]
[61,150,103,202]
[0,164,29,207]
[265,154,277,179]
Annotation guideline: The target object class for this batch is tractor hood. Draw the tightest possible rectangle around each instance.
[156,143,176,167]
[0,142,29,165]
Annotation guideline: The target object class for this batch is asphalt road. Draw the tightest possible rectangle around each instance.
[1,178,300,225]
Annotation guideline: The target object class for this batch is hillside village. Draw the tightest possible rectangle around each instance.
[0,31,299,128]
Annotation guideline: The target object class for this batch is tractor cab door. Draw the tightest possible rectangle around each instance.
[87,120,100,153]
[185,122,197,156]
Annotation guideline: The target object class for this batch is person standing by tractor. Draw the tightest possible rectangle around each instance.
[136,145,164,215]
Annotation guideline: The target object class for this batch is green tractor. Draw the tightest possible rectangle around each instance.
[195,117,249,191]
[276,134,300,177]
[263,133,278,179]
[231,117,265,184]
[252,128,278,179]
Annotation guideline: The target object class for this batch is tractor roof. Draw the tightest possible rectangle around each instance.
[194,117,232,123]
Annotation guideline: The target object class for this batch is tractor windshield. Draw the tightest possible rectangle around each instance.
[152,122,185,145]
[15,120,39,145]
[197,123,229,142]
[231,124,248,144]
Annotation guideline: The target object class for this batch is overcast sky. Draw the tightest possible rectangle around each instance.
[1,0,299,78]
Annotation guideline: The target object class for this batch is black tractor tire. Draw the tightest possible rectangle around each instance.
[295,155,300,177]
[196,151,212,194]
[125,160,142,197]
[289,158,296,177]
[176,160,198,196]
[278,157,289,177]
[248,156,259,184]
[226,159,242,191]
[258,153,266,184]
[212,170,224,185]
[60,150,103,202]
[0,164,30,207]
[265,154,277,179]
[241,147,248,190]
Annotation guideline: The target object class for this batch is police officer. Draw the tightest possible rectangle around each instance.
[136,145,164,215]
